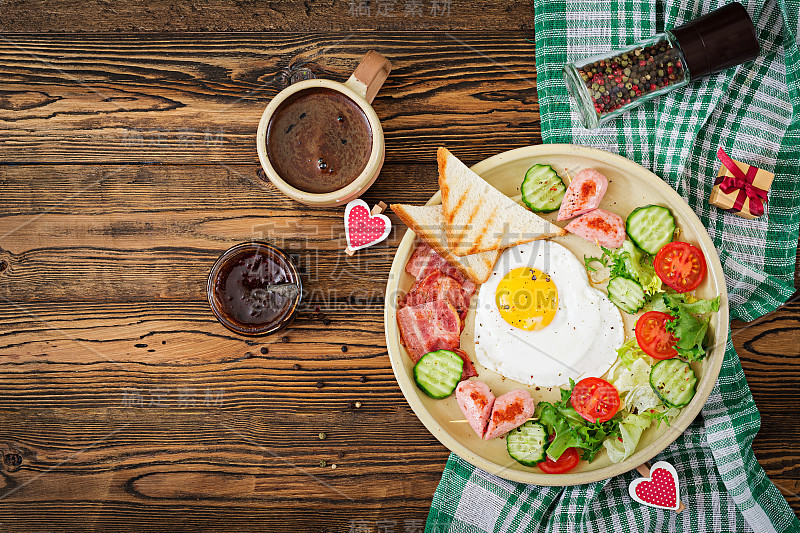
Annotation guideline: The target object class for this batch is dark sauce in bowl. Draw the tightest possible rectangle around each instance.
[207,243,302,336]
[265,87,373,194]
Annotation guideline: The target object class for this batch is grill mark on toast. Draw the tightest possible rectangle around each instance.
[389,203,498,284]
[477,205,498,254]
[463,205,497,255]
[458,194,482,253]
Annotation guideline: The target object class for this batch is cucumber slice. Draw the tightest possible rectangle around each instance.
[607,276,646,314]
[520,164,567,212]
[626,205,676,254]
[413,350,464,399]
[507,421,548,466]
[650,358,697,408]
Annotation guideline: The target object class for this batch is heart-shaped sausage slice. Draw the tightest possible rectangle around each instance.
[565,208,626,248]
[557,168,608,221]
[455,380,495,439]
[483,389,535,440]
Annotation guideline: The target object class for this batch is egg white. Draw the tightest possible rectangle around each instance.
[474,240,624,387]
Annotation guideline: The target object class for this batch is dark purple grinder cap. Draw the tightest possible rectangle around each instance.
[669,2,760,78]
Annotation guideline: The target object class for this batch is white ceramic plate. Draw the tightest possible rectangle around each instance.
[384,144,728,486]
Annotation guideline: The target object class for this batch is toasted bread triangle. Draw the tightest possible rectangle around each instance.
[390,203,499,284]
[437,147,566,256]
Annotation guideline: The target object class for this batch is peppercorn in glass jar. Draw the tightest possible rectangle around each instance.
[563,3,760,129]
[564,34,689,129]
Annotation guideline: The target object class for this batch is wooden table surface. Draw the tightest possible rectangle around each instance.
[0,2,797,530]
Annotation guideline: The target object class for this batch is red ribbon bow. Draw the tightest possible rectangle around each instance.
[715,148,769,217]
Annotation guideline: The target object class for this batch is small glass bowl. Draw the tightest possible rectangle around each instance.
[207,242,302,336]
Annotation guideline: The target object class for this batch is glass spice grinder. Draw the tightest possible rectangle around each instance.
[563,2,760,129]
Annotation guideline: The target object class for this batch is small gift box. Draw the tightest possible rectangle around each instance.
[709,148,773,219]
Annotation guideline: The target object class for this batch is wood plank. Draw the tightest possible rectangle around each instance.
[0,302,447,528]
[0,303,399,408]
[0,299,797,412]
[0,503,440,532]
[0,163,434,303]
[733,295,800,514]
[0,0,533,32]
[0,33,540,165]
[0,407,447,529]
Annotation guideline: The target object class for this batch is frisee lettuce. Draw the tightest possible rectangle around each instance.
[584,240,663,295]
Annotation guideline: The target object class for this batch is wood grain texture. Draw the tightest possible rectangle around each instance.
[0,10,798,531]
[0,33,540,165]
[0,0,533,32]
[732,298,800,516]
[0,163,435,304]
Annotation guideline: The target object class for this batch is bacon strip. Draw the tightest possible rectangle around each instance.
[406,242,467,284]
[451,348,478,380]
[402,272,471,322]
[397,300,461,362]
[399,243,481,380]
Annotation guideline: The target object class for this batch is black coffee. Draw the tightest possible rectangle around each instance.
[266,87,373,194]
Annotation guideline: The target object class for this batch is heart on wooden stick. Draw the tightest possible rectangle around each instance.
[629,461,681,511]
[344,199,391,252]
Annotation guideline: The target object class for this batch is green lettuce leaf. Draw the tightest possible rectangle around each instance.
[603,413,651,463]
[536,380,622,462]
[610,357,662,414]
[616,337,655,369]
[663,293,720,314]
[661,294,720,361]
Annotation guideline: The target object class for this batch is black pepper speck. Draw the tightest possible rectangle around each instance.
[341,345,348,353]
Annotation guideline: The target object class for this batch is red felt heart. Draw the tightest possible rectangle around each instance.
[345,200,391,250]
[629,461,680,510]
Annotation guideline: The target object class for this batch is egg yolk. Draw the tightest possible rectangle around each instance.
[495,267,558,331]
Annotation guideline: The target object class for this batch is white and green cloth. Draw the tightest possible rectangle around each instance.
[426,0,800,530]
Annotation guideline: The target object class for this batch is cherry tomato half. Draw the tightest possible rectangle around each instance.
[538,447,580,474]
[570,377,620,423]
[635,311,678,360]
[654,241,706,293]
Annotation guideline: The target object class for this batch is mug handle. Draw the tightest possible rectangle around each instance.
[344,51,392,105]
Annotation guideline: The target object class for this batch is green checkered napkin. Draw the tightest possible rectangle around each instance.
[426,0,800,530]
